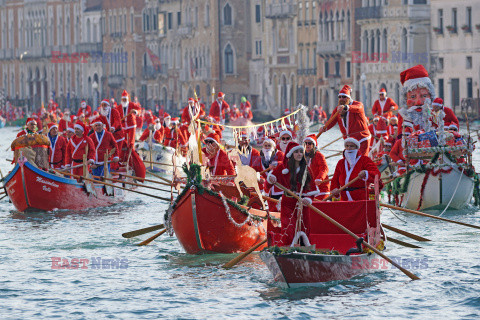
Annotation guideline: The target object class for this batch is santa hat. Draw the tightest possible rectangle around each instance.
[338,85,352,99]
[74,121,87,135]
[403,122,414,128]
[188,97,195,103]
[263,138,275,147]
[171,117,179,124]
[240,131,249,139]
[432,97,443,108]
[284,108,290,115]
[25,117,36,125]
[81,100,86,108]
[449,123,459,131]
[204,132,220,144]
[285,141,304,158]
[384,137,394,146]
[47,123,58,131]
[154,118,161,123]
[163,113,171,119]
[101,99,110,107]
[66,122,75,133]
[400,65,435,97]
[90,116,104,127]
[78,112,85,117]
[303,134,317,146]
[279,130,292,139]
[373,116,380,122]
[344,137,360,149]
[379,88,387,94]
[217,92,225,98]
[390,116,398,121]
[121,90,129,99]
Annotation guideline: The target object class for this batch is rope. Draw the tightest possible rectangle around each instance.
[438,167,464,217]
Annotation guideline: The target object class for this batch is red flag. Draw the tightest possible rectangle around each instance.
[146,48,162,71]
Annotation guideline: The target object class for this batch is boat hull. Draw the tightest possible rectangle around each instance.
[398,166,474,210]
[4,161,125,212]
[260,251,379,288]
[170,188,278,254]
[136,142,185,174]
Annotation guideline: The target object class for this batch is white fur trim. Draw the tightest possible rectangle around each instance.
[81,102,86,107]
[344,137,360,148]
[303,137,317,146]
[66,127,75,133]
[263,138,275,146]
[403,77,432,89]
[74,124,84,132]
[266,172,277,184]
[286,145,304,158]
[204,137,218,144]
[432,102,443,107]
[338,93,351,99]
[315,179,321,183]
[279,130,292,138]
[91,121,103,126]
[403,122,414,127]
[303,198,313,205]
[48,124,58,130]
[282,168,289,174]
[362,171,369,181]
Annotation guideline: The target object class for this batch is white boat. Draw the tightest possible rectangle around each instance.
[135,141,186,174]
[394,160,474,211]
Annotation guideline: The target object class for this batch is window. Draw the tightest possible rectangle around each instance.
[305,2,309,23]
[452,8,457,30]
[298,2,302,21]
[346,61,351,78]
[177,12,181,26]
[306,49,310,69]
[131,12,134,33]
[438,57,444,70]
[299,49,303,68]
[324,61,329,77]
[467,78,473,98]
[255,4,261,23]
[466,7,472,31]
[255,40,262,55]
[467,56,472,69]
[438,9,443,31]
[205,4,210,27]
[195,7,198,27]
[168,12,172,29]
[224,44,234,74]
[304,87,309,105]
[335,61,340,76]
[413,0,427,4]
[224,3,232,25]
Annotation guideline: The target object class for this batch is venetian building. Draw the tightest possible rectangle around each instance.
[430,0,480,115]
[356,0,430,114]
[316,0,358,114]
[263,0,298,118]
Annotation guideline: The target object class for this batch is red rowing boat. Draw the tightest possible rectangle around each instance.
[260,200,385,287]
[168,185,280,254]
[3,157,126,212]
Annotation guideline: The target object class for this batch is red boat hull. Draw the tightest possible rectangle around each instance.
[260,251,380,288]
[4,160,125,212]
[171,187,279,254]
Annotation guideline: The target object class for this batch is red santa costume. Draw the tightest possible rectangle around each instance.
[239,99,251,114]
[202,133,235,175]
[88,117,120,166]
[181,97,205,124]
[331,138,381,201]
[255,126,266,145]
[229,106,240,121]
[77,100,92,118]
[100,99,124,152]
[252,138,284,174]
[163,118,187,149]
[431,97,459,129]
[139,119,164,143]
[372,88,398,120]
[237,131,260,167]
[65,121,96,177]
[117,90,140,148]
[325,85,371,156]
[47,123,67,169]
[58,112,72,133]
[265,141,320,247]
[17,118,37,137]
[303,134,330,200]
[209,92,230,124]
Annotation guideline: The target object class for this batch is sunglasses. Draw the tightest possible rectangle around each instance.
[304,142,314,145]
[204,140,215,144]
[281,137,291,141]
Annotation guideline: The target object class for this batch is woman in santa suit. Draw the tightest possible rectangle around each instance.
[330,138,382,201]
[252,138,284,197]
[202,132,235,176]
[266,141,320,247]
[303,134,330,200]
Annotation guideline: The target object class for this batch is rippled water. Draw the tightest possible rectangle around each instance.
[1,126,480,319]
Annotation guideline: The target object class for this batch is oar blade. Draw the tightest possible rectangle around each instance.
[122,224,164,238]
[388,236,422,249]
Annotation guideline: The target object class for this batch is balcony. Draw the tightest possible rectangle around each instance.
[265,2,297,19]
[110,32,123,39]
[142,65,167,79]
[76,42,103,53]
[355,6,384,20]
[108,74,124,88]
[177,24,193,38]
[317,40,346,58]
[297,68,317,76]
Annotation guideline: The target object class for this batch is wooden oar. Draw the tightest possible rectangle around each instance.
[323,176,362,201]
[223,239,267,269]
[325,151,342,159]
[382,223,431,242]
[381,203,480,230]
[53,170,172,202]
[319,135,343,150]
[146,170,175,184]
[275,183,420,280]
[122,224,165,238]
[143,159,175,167]
[119,172,174,187]
[136,229,167,246]
[387,237,422,249]
[316,110,339,140]
[92,175,172,193]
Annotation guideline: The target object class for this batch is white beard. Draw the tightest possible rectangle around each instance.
[263,148,273,161]
[164,119,171,127]
[121,101,128,108]
[100,107,110,117]
[154,123,162,131]
[279,141,288,152]
[345,150,358,167]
